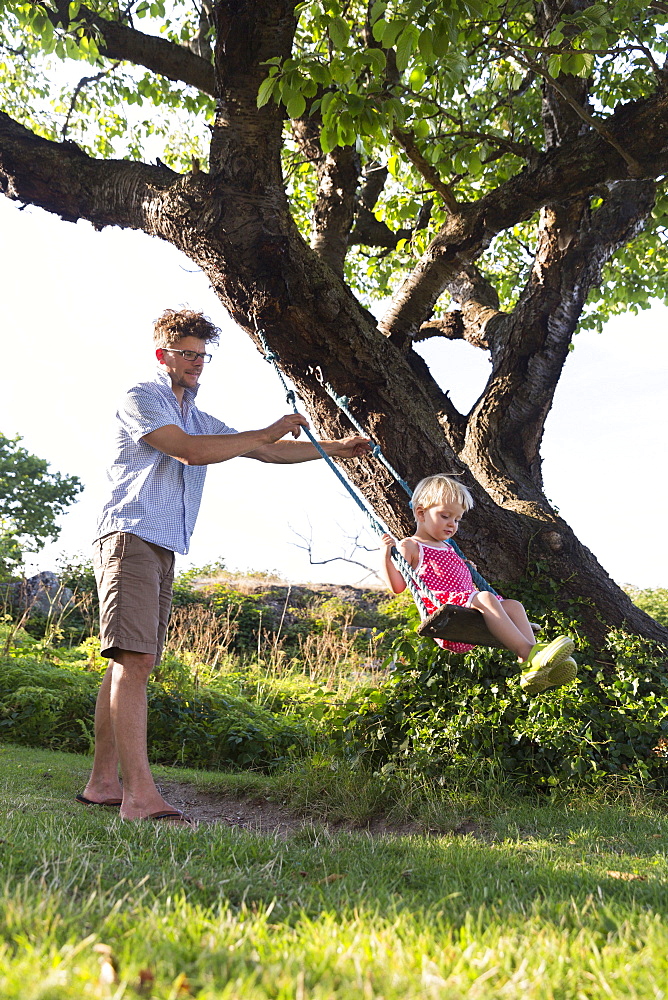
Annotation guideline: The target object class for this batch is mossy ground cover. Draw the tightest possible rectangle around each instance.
[2,745,668,999]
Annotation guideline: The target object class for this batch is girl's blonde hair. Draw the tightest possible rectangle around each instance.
[411,474,474,517]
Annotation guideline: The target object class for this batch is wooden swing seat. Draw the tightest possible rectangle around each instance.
[417,604,540,649]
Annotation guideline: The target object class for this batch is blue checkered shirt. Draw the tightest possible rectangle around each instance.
[95,369,237,555]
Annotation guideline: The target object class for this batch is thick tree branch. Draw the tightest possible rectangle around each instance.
[415,265,507,350]
[445,264,507,354]
[378,89,668,343]
[209,0,295,180]
[414,313,465,342]
[291,115,360,274]
[462,179,656,501]
[311,144,360,275]
[48,2,216,95]
[290,115,360,273]
[0,111,205,236]
[350,205,412,249]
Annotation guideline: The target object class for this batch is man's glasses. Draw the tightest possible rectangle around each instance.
[162,348,212,363]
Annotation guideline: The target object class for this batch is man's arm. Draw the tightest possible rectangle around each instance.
[142,414,370,466]
[246,435,370,464]
[142,413,309,466]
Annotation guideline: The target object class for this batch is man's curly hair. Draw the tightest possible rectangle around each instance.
[153,308,221,348]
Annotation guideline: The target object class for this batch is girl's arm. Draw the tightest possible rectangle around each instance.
[380,535,418,594]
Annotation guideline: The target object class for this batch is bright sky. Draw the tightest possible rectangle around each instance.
[1,196,666,589]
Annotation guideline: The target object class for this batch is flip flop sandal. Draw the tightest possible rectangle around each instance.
[144,810,196,827]
[75,794,123,807]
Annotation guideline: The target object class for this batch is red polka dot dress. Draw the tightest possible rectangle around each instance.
[414,540,501,653]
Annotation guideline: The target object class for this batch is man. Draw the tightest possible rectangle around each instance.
[78,308,369,823]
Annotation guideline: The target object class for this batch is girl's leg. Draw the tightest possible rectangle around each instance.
[470,591,534,660]
[500,599,536,646]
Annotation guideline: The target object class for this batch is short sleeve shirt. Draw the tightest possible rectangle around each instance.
[95,369,237,555]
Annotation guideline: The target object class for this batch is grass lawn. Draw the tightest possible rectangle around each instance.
[1,745,668,998]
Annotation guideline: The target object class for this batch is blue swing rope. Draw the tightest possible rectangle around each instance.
[313,363,497,596]
[256,328,498,611]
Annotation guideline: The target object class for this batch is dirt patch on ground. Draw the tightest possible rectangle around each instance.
[157,780,312,837]
[156,780,486,839]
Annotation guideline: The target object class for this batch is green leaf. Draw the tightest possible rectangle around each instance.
[285,91,307,119]
[431,19,450,56]
[309,61,331,85]
[364,48,387,74]
[330,60,352,85]
[320,91,338,116]
[409,67,426,90]
[369,0,387,24]
[418,27,434,61]
[328,15,350,48]
[396,24,420,72]
[547,53,562,77]
[320,123,337,154]
[372,17,388,43]
[257,75,278,109]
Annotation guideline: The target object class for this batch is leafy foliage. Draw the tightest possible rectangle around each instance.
[623,586,668,628]
[270,0,668,310]
[343,609,668,790]
[0,434,82,575]
[2,0,667,315]
[0,625,310,770]
[1,574,667,789]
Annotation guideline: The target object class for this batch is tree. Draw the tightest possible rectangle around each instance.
[0,434,83,575]
[1,0,667,643]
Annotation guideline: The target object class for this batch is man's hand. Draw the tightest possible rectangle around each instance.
[245,429,370,464]
[262,413,310,442]
[328,435,372,458]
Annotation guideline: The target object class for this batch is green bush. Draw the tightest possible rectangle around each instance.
[146,686,310,769]
[0,631,311,770]
[624,586,668,626]
[342,622,668,790]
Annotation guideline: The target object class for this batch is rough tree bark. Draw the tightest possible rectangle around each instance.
[1,0,667,646]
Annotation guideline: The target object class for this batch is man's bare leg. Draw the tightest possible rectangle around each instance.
[81,664,123,803]
[84,650,180,819]
[108,650,180,820]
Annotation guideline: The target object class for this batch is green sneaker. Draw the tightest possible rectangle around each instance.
[520,636,576,696]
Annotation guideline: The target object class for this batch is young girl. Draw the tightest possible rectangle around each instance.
[380,474,577,695]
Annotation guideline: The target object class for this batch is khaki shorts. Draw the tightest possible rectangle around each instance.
[93,532,175,664]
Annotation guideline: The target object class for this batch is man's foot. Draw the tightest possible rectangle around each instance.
[520,637,576,695]
[119,790,188,822]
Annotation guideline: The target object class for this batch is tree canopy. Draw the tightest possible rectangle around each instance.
[0,433,82,574]
[1,0,667,642]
